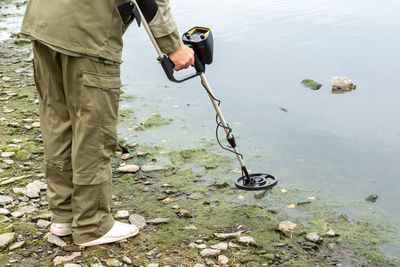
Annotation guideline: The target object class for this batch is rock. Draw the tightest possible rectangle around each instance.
[323,229,337,238]
[32,212,52,221]
[0,232,15,248]
[179,209,191,218]
[161,197,176,204]
[91,264,105,267]
[9,240,25,250]
[25,180,46,198]
[129,214,147,230]
[18,205,37,214]
[183,225,198,231]
[146,264,159,267]
[116,164,139,173]
[122,256,131,264]
[331,76,356,91]
[200,248,221,257]
[64,264,81,267]
[0,208,10,215]
[305,232,322,243]
[301,79,322,90]
[228,242,240,248]
[0,175,32,185]
[146,218,170,225]
[45,233,67,247]
[37,219,52,228]
[218,255,229,265]
[115,210,129,219]
[188,192,203,200]
[120,153,133,160]
[238,236,256,246]
[254,190,266,199]
[193,264,206,267]
[53,252,81,265]
[11,211,24,218]
[1,152,15,158]
[365,194,378,203]
[141,164,168,172]
[105,259,122,267]
[278,221,297,233]
[0,195,13,205]
[211,242,228,250]
[214,231,242,240]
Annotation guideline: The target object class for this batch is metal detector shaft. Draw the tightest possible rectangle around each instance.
[199,73,246,169]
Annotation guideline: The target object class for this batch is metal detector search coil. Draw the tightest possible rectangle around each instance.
[119,0,278,191]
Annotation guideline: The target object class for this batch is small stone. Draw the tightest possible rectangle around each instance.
[25,180,46,198]
[161,197,176,204]
[331,76,356,91]
[183,225,198,231]
[45,233,67,247]
[146,264,159,267]
[365,194,378,203]
[179,209,191,218]
[31,122,41,128]
[91,264,105,267]
[11,211,24,218]
[278,221,297,233]
[254,190,266,199]
[188,192,203,200]
[171,205,180,209]
[211,242,228,250]
[122,256,131,264]
[129,214,147,230]
[117,164,139,173]
[1,152,15,158]
[0,195,13,205]
[214,231,242,240]
[238,236,256,246]
[146,218,170,225]
[115,210,129,219]
[121,153,133,160]
[228,242,240,248]
[64,264,81,267]
[0,208,10,215]
[200,248,221,257]
[140,164,168,172]
[9,240,25,250]
[305,232,322,243]
[323,229,337,237]
[37,219,52,228]
[105,259,122,267]
[18,205,37,214]
[218,255,229,265]
[0,232,15,248]
[53,252,81,265]
[193,264,206,267]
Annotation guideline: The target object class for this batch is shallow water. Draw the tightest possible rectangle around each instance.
[120,0,400,255]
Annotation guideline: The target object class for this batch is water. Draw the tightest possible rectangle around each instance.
[120,0,400,252]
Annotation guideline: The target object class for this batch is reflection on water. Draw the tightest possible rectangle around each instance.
[120,0,400,257]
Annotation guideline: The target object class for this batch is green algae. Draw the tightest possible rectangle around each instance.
[301,79,322,90]
[135,113,170,130]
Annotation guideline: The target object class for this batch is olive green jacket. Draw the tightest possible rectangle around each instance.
[21,0,181,63]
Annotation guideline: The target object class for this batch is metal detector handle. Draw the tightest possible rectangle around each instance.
[158,50,205,83]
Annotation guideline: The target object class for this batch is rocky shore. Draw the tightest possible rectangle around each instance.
[1,1,399,267]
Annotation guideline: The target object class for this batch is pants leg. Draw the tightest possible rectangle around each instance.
[33,41,74,223]
[33,41,122,244]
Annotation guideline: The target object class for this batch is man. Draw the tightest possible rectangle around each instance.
[21,0,194,247]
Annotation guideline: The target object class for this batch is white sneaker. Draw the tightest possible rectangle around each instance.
[50,222,72,236]
[75,221,139,247]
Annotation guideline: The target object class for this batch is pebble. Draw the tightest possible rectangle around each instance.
[183,225,198,231]
[218,255,229,265]
[90,264,105,267]
[179,209,191,218]
[211,242,228,250]
[323,229,337,237]
[25,180,46,198]
[18,205,37,214]
[129,214,147,230]
[214,231,242,240]
[0,208,10,215]
[279,221,297,233]
[238,236,256,246]
[45,233,67,247]
[146,218,170,225]
[37,219,52,228]
[0,232,15,248]
[122,256,131,264]
[105,259,122,267]
[0,195,13,205]
[228,242,240,248]
[116,164,139,173]
[146,264,159,267]
[332,76,356,91]
[1,152,15,158]
[305,232,322,243]
[53,252,81,265]
[140,164,168,172]
[200,248,221,257]
[64,264,81,267]
[193,264,206,267]
[11,211,24,218]
[115,210,129,219]
[9,240,25,250]
[254,190,266,199]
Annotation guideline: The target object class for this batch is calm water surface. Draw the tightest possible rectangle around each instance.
[121,0,400,250]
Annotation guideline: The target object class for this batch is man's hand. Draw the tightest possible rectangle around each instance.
[167,43,195,71]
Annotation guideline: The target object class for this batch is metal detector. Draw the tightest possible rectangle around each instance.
[118,1,278,191]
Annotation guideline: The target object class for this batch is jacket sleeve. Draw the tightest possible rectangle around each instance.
[149,0,181,54]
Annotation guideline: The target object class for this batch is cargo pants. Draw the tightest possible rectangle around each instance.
[32,41,121,244]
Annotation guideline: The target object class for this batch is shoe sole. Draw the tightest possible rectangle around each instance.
[50,226,72,236]
[75,228,139,247]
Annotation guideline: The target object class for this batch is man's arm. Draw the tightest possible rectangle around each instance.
[145,0,194,70]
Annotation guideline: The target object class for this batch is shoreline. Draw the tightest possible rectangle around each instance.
[1,1,399,266]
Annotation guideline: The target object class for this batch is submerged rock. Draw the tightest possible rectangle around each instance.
[331,76,356,93]
[365,194,378,202]
[301,79,322,90]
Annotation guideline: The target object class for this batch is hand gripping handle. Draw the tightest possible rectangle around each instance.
[158,51,205,83]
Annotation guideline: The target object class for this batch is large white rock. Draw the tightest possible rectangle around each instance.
[200,248,221,257]
[331,76,356,91]
[0,195,13,205]
[0,232,15,248]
